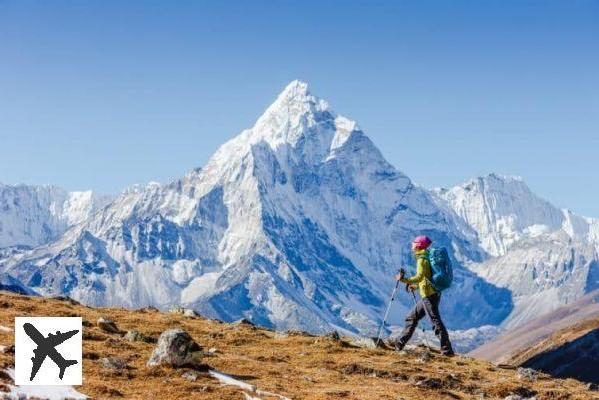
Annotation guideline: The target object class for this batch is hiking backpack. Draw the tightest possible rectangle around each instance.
[427,247,453,291]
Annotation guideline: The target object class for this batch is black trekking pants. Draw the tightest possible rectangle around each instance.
[397,292,453,354]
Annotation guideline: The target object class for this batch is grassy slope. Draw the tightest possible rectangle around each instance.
[0,292,594,400]
[509,318,599,367]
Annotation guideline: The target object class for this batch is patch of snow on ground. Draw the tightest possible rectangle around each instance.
[209,369,290,400]
[4,369,87,400]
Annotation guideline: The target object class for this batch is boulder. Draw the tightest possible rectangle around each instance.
[414,377,443,389]
[182,371,199,381]
[124,330,153,343]
[233,318,254,326]
[97,317,120,334]
[516,367,539,382]
[169,306,198,317]
[0,345,14,354]
[147,329,203,367]
[100,357,128,371]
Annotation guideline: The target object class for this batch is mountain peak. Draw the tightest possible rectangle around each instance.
[279,79,310,99]
[262,80,329,118]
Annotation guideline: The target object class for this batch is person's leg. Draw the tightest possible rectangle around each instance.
[422,293,454,355]
[395,299,426,350]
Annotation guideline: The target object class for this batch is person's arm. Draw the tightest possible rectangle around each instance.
[400,257,425,284]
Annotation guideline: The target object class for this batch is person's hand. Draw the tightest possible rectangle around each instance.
[406,283,417,292]
[396,268,405,281]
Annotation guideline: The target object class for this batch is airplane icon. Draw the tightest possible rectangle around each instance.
[23,322,79,381]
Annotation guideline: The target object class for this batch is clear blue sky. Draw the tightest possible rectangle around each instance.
[1,1,597,216]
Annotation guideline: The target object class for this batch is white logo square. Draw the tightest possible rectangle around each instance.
[14,317,83,386]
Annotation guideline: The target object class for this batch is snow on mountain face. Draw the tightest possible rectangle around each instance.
[0,184,111,249]
[433,174,599,257]
[469,232,598,328]
[0,81,512,335]
[434,174,599,329]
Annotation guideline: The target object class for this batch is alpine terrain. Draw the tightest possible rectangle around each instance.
[433,175,599,329]
[1,292,596,400]
[1,82,598,348]
[0,81,511,337]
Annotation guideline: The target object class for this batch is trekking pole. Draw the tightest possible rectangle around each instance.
[375,272,401,347]
[410,289,431,349]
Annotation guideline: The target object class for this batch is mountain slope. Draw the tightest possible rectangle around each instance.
[470,289,599,365]
[1,291,595,400]
[433,174,599,329]
[0,273,37,295]
[468,232,598,328]
[433,174,598,257]
[518,318,599,384]
[0,183,111,249]
[0,81,511,335]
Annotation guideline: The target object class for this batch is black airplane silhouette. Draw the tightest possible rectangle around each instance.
[23,322,79,381]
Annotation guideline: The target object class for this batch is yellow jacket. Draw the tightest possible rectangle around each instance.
[401,249,437,298]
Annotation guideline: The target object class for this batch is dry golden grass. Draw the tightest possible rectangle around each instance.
[508,318,599,367]
[0,292,595,400]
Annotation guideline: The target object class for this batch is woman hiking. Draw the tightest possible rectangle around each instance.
[394,235,454,356]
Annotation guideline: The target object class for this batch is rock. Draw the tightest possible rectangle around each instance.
[204,347,218,356]
[181,371,199,381]
[416,351,431,364]
[587,382,598,391]
[325,331,341,341]
[124,330,153,343]
[516,367,539,382]
[0,345,14,354]
[414,377,443,389]
[100,356,128,371]
[286,329,313,336]
[138,306,159,313]
[169,306,198,317]
[233,318,254,326]
[503,396,533,400]
[51,295,81,305]
[147,329,203,367]
[183,308,198,317]
[97,317,120,334]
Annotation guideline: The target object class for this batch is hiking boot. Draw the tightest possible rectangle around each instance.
[442,350,455,357]
[394,341,405,352]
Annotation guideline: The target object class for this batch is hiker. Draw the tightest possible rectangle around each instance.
[394,235,454,356]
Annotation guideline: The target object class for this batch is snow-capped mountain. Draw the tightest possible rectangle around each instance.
[433,174,599,257]
[0,81,512,335]
[434,174,599,328]
[0,184,111,249]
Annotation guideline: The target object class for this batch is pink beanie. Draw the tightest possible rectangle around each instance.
[412,235,432,250]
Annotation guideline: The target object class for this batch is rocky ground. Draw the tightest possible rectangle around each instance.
[0,292,596,400]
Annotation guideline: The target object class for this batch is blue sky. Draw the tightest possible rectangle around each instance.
[1,1,598,216]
